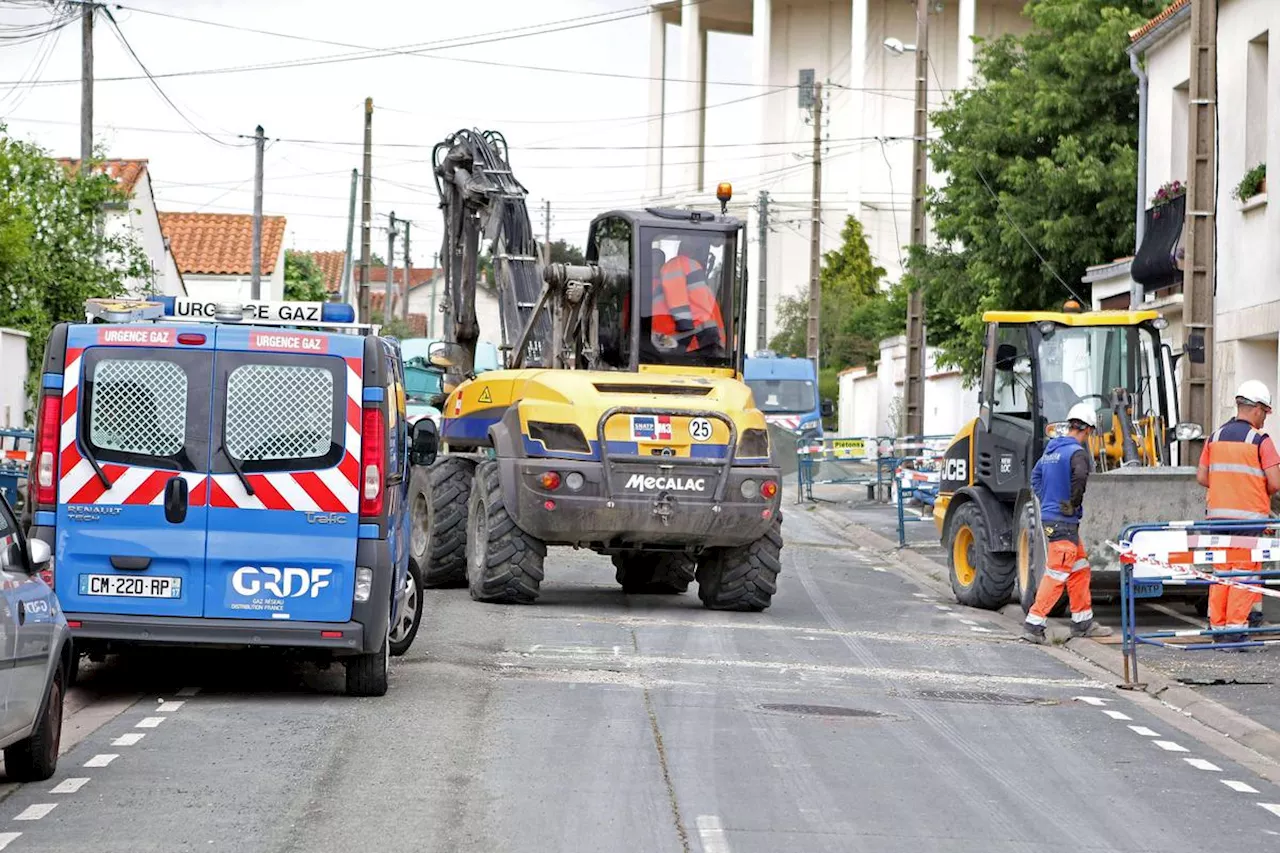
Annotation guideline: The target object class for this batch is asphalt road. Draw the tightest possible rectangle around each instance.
[1,508,1279,852]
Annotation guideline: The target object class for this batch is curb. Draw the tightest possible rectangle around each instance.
[807,502,1280,768]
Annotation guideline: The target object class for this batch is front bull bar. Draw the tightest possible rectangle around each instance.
[596,407,740,503]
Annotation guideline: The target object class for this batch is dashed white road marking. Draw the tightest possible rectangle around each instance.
[1102,710,1132,721]
[911,593,929,599]
[1260,803,1280,818]
[0,833,20,850]
[1184,758,1222,772]
[112,733,145,746]
[1223,780,1260,793]
[958,618,978,626]
[695,815,732,853]
[14,804,57,821]
[934,605,953,611]
[136,717,166,728]
[969,626,996,634]
[83,754,118,767]
[1074,696,1108,706]
[176,686,200,697]
[1128,726,1161,737]
[156,700,184,713]
[50,778,89,794]
[871,567,887,573]
[1154,741,1190,753]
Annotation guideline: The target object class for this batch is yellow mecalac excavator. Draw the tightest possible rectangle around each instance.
[932,304,1206,613]
[405,129,783,611]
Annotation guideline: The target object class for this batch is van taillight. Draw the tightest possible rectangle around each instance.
[360,406,385,517]
[34,394,62,505]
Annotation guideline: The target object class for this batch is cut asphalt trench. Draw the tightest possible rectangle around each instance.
[0,507,1278,850]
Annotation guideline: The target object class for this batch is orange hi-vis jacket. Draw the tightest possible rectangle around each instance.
[653,256,725,351]
[1204,419,1272,520]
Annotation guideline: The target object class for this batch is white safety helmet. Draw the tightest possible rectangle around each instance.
[1236,379,1273,410]
[1065,402,1098,430]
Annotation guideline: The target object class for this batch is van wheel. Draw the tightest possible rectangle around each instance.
[466,461,545,604]
[5,666,63,781]
[948,501,1015,610]
[697,514,782,612]
[422,457,477,587]
[389,558,424,657]
[613,553,695,594]
[345,627,389,697]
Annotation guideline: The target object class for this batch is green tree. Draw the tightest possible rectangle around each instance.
[911,0,1163,377]
[283,250,329,301]
[546,239,585,265]
[769,216,901,369]
[0,132,149,406]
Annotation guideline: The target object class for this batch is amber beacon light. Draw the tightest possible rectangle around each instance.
[716,182,733,214]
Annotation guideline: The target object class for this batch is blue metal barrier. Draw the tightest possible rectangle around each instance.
[0,428,33,511]
[1118,518,1280,687]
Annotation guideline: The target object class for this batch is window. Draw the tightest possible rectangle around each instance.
[989,326,1032,419]
[82,350,208,471]
[219,355,343,473]
[1171,81,1189,183]
[747,379,817,414]
[638,227,735,368]
[1247,33,1269,169]
[590,217,633,369]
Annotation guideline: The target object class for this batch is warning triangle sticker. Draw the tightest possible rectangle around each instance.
[477,386,492,404]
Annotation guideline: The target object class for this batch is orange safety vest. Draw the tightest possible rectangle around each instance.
[1205,419,1271,520]
[652,256,725,351]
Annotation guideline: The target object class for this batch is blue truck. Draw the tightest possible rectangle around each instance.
[743,352,833,440]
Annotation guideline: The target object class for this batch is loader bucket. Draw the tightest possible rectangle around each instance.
[1078,466,1202,571]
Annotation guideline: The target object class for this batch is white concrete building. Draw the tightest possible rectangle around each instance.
[57,159,185,298]
[158,213,287,303]
[1129,0,1276,430]
[0,328,29,428]
[645,0,1030,349]
[837,338,976,438]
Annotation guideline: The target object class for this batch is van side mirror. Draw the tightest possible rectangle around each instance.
[820,398,834,419]
[27,538,51,572]
[410,419,439,467]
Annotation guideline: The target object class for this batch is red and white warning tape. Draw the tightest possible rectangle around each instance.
[1106,541,1280,600]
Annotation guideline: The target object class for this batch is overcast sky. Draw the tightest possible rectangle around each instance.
[0,0,757,266]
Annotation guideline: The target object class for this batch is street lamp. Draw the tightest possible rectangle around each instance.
[882,37,916,56]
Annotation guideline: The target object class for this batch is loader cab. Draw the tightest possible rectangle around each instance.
[586,208,744,375]
[975,309,1176,503]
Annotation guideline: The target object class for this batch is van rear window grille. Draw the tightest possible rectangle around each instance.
[226,364,333,461]
[89,359,187,457]
[592,384,713,396]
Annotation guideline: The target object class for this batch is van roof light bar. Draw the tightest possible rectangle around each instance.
[81,297,376,334]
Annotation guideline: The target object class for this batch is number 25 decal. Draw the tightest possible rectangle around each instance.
[689,418,713,442]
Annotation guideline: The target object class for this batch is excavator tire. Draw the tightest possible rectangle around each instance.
[612,553,696,594]
[696,514,782,612]
[947,501,1015,610]
[420,457,477,588]
[466,461,545,604]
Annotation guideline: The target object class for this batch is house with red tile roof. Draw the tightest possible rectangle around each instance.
[56,158,185,298]
[158,212,288,303]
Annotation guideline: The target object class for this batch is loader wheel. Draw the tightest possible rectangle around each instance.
[947,501,1015,610]
[613,553,696,594]
[696,513,782,612]
[466,460,545,604]
[420,456,477,587]
[1015,499,1069,618]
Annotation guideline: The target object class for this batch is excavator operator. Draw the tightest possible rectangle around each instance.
[650,236,726,357]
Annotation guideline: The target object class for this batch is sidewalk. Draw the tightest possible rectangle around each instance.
[799,482,1280,761]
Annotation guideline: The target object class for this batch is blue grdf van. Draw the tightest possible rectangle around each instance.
[744,352,833,440]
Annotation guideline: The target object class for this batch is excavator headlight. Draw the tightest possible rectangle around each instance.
[738,428,769,458]
[1174,422,1204,441]
[528,421,591,454]
[1037,321,1057,338]
[1152,317,1169,330]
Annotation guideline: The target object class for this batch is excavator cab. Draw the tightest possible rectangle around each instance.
[935,307,1204,614]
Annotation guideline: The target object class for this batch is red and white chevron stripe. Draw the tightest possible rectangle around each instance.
[57,349,364,513]
[765,414,803,432]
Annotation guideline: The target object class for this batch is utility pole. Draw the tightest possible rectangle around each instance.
[401,221,411,323]
[1182,0,1217,457]
[543,199,552,263]
[756,190,770,352]
[430,251,439,338]
[384,213,397,326]
[805,82,823,368]
[359,97,374,323]
[340,168,358,304]
[903,0,930,438]
[250,125,265,301]
[79,2,93,171]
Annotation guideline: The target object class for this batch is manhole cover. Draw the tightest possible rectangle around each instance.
[759,703,887,718]
[915,690,1056,706]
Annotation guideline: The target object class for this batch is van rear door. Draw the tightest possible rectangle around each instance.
[55,325,212,618]
[203,327,362,622]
